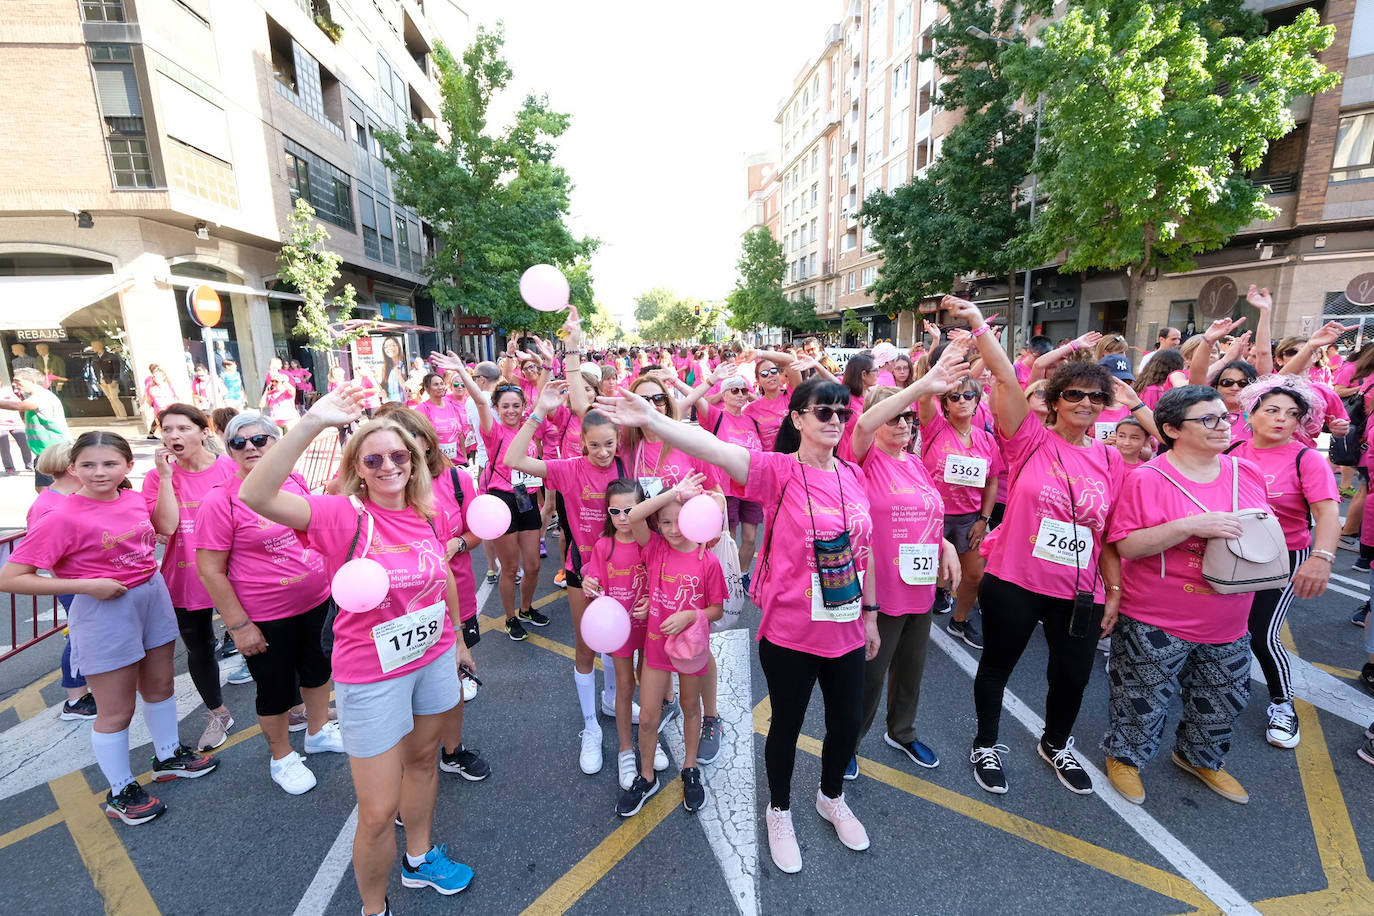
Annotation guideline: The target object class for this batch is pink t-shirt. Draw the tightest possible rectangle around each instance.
[920,410,1003,516]
[432,465,479,621]
[861,446,945,615]
[1095,406,1131,444]
[542,456,628,573]
[1227,440,1337,549]
[1334,361,1359,388]
[641,532,726,676]
[699,402,764,452]
[480,419,541,492]
[25,487,67,529]
[1109,454,1271,643]
[1139,384,1166,410]
[586,535,649,658]
[415,399,468,460]
[549,406,583,461]
[836,395,865,462]
[743,391,790,451]
[193,474,330,621]
[11,490,157,587]
[296,494,456,684]
[630,439,721,492]
[745,451,873,657]
[983,414,1125,603]
[142,455,237,608]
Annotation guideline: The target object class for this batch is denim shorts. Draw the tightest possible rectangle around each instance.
[334,645,460,758]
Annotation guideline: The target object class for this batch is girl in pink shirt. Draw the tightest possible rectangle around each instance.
[743,358,792,450]
[0,431,217,827]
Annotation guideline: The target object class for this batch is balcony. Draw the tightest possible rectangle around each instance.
[1252,172,1298,194]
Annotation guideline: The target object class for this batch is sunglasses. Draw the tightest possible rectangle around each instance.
[226,434,272,451]
[884,411,917,427]
[1058,389,1112,405]
[1280,348,1301,358]
[606,506,633,517]
[757,368,781,378]
[799,405,854,424]
[494,384,523,396]
[1180,412,1240,430]
[1216,377,1251,389]
[945,391,979,402]
[643,393,669,405]
[361,450,411,470]
[725,386,749,395]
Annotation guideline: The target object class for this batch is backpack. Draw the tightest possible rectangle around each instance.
[1330,380,1372,467]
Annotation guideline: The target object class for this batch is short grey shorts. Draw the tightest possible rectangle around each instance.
[334,645,460,758]
[944,511,982,555]
[68,573,178,677]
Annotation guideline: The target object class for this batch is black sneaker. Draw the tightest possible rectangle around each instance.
[1356,556,1372,572]
[1038,737,1093,795]
[151,745,219,781]
[682,767,706,813]
[948,615,983,650]
[519,606,551,627]
[104,781,166,826]
[215,632,239,659]
[931,589,952,614]
[1353,602,1370,627]
[60,692,98,721]
[615,774,660,817]
[505,617,528,641]
[439,745,491,781]
[970,744,1009,794]
[1362,663,1374,697]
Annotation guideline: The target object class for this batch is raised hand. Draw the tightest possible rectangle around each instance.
[304,380,366,427]
[594,386,657,429]
[428,350,464,373]
[536,380,569,414]
[1203,316,1246,344]
[941,295,983,327]
[672,470,707,502]
[1246,285,1273,311]
[153,447,177,475]
[1309,321,1357,349]
[561,306,584,351]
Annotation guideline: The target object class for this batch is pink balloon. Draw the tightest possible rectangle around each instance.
[332,558,389,614]
[466,494,512,541]
[677,494,723,544]
[519,264,570,313]
[580,596,631,653]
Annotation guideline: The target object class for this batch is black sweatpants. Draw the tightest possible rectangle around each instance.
[175,607,223,711]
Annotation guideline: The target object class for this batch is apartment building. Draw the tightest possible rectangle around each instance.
[0,0,468,420]
[743,152,781,240]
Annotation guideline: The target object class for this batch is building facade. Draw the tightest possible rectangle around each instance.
[0,0,470,420]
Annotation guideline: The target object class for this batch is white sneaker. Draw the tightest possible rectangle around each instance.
[617,749,637,790]
[653,741,668,772]
[600,691,640,724]
[270,751,316,795]
[579,727,603,774]
[304,720,345,754]
[461,675,479,702]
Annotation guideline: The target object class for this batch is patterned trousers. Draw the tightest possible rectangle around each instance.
[1101,614,1251,770]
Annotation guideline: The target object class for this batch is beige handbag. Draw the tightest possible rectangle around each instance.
[1146,458,1289,594]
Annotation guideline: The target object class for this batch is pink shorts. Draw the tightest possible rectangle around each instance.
[611,616,648,659]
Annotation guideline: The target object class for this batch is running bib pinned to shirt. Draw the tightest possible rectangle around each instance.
[1031,518,1094,569]
[1094,422,1116,442]
[899,543,939,586]
[810,571,864,623]
[512,469,541,488]
[639,476,664,499]
[371,600,446,674]
[439,442,459,460]
[943,454,988,488]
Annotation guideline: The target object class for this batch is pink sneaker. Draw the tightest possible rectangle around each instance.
[815,789,870,851]
[765,806,802,873]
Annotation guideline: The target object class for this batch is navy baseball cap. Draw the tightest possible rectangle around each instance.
[1098,354,1134,381]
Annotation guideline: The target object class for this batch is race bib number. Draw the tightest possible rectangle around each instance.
[1094,422,1116,442]
[439,442,459,460]
[943,454,988,488]
[463,428,477,448]
[1032,517,1094,569]
[899,543,939,586]
[512,468,541,488]
[810,571,864,623]
[639,476,664,499]
[371,600,446,674]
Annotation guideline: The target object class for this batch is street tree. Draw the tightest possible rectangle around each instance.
[725,227,788,334]
[633,288,677,325]
[640,297,708,344]
[1003,0,1340,338]
[378,26,597,338]
[841,307,867,342]
[277,198,369,367]
[770,296,826,337]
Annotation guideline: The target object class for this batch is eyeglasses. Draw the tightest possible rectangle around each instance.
[725,386,749,395]
[757,368,781,378]
[226,434,272,451]
[642,393,669,405]
[1180,412,1241,430]
[607,506,632,517]
[1216,377,1251,389]
[884,411,917,427]
[799,405,854,424]
[944,391,979,402]
[1058,389,1112,405]
[1280,348,1301,358]
[361,450,411,470]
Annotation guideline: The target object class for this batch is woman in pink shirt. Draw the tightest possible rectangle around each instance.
[1104,385,1273,806]
[947,295,1125,799]
[597,375,878,875]
[415,373,468,463]
[836,353,877,461]
[1229,376,1339,751]
[260,359,299,430]
[241,383,478,911]
[141,364,177,437]
[1133,350,1186,410]
[742,351,797,450]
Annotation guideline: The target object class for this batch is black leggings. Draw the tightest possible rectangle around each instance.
[758,637,865,809]
[1248,548,1306,703]
[973,574,1102,748]
[175,607,223,711]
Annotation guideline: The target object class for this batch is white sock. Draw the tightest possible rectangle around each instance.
[601,655,617,703]
[406,847,433,868]
[574,668,597,726]
[91,728,134,795]
[141,695,181,760]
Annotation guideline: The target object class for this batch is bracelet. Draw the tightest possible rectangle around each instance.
[227,621,252,631]
[970,324,990,340]
[527,414,544,424]
[1310,549,1335,563]
[862,604,881,614]
[456,536,468,554]
[1129,403,1147,412]
[1069,340,1081,351]
[1105,584,1123,593]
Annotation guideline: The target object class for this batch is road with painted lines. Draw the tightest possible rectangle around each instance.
[4,547,1374,915]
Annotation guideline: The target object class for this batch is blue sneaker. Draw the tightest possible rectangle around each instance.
[400,844,473,895]
[843,756,859,781]
[884,733,940,769]
[226,659,253,685]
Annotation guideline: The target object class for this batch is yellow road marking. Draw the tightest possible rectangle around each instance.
[519,780,684,915]
[0,669,60,721]
[50,771,160,915]
[1310,661,1361,680]
[0,810,62,851]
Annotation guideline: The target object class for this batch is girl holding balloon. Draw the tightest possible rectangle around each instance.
[240,382,478,914]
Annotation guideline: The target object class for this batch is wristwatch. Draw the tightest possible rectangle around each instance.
[976,515,991,524]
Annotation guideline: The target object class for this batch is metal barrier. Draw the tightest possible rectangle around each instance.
[0,531,65,663]
[295,428,342,494]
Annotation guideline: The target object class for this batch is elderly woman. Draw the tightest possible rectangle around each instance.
[194,413,342,794]
[1103,385,1272,806]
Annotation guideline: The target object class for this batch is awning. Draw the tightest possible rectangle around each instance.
[0,274,135,331]
[167,276,305,302]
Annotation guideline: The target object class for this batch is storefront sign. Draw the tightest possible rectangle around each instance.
[355,337,374,355]
[14,328,68,341]
[1347,273,1374,308]
[185,284,223,328]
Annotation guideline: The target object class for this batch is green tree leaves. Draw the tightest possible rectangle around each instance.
[278,198,366,365]
[724,227,826,336]
[639,295,709,344]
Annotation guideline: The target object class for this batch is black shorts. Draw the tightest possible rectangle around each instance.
[489,487,544,534]
[241,599,333,717]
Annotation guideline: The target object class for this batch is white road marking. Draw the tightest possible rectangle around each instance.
[930,625,1260,916]
[1255,653,1374,727]
[291,805,359,916]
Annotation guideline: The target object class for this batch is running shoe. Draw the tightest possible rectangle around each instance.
[514,568,524,585]
[1362,663,1374,696]
[226,659,253,685]
[1265,701,1300,749]
[615,774,659,817]
[843,756,858,781]
[505,617,527,641]
[931,590,952,615]
[485,569,498,585]
[815,790,869,851]
[400,844,474,895]
[215,632,239,659]
[539,538,547,558]
[970,744,1009,794]
[104,781,166,826]
[439,744,490,781]
[682,767,706,813]
[599,693,640,724]
[579,727,603,774]
[741,572,752,593]
[765,806,802,873]
[287,708,308,732]
[1106,758,1145,804]
[151,745,219,781]
[1353,602,1370,627]
[519,606,551,627]
[653,741,668,772]
[947,614,983,650]
[658,697,681,733]
[270,751,316,795]
[553,569,567,588]
[884,733,939,768]
[304,721,345,754]
[697,715,723,765]
[1038,736,1093,794]
[617,749,637,790]
[60,693,97,721]
[547,515,560,532]
[197,710,234,751]
[1356,556,1372,572]
[461,675,478,702]
[1339,535,1360,552]
[1359,737,1374,767]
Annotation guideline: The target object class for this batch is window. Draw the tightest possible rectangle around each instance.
[1332,112,1374,183]
[359,189,379,259]
[90,44,133,62]
[377,200,396,266]
[895,1,912,38]
[811,183,819,208]
[283,139,353,230]
[82,1,126,21]
[861,266,877,287]
[888,159,906,187]
[892,58,910,99]
[891,107,908,151]
[268,19,297,92]
[810,218,818,240]
[866,126,883,166]
[800,224,809,246]
[108,137,154,188]
[848,272,856,293]
[809,253,817,276]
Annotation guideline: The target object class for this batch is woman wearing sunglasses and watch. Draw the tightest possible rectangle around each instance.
[944,295,1127,800]
[241,383,479,913]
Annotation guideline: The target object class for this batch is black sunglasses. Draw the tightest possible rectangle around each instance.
[800,405,854,424]
[1058,389,1112,405]
[1216,377,1251,389]
[945,391,979,402]
[226,434,272,451]
[361,450,411,470]
[494,384,523,396]
[1280,348,1301,358]
[643,393,669,405]
[884,411,917,427]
